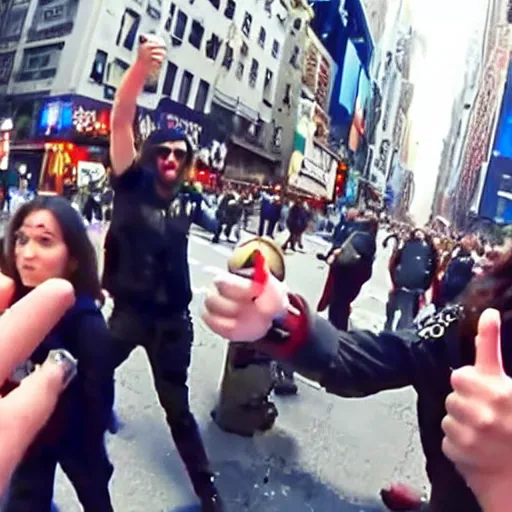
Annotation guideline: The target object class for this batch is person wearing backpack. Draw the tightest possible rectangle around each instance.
[317,216,378,330]
[385,229,438,331]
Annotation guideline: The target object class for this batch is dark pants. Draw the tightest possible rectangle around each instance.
[108,305,213,497]
[83,196,103,222]
[384,288,422,331]
[4,442,113,512]
[258,216,278,238]
[213,221,236,242]
[328,263,372,331]
[282,231,303,251]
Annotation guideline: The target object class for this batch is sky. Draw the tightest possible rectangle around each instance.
[400,0,490,223]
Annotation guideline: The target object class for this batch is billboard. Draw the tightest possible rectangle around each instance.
[287,98,338,199]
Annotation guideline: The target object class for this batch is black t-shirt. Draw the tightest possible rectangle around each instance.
[103,164,192,314]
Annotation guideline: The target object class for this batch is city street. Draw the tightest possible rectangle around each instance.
[53,225,429,512]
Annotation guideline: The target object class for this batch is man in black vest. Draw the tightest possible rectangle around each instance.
[103,36,223,511]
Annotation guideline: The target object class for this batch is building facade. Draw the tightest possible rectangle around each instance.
[0,0,296,191]
[451,0,510,228]
[286,26,339,200]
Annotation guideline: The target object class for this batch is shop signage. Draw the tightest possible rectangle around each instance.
[288,97,338,199]
[38,98,110,137]
[77,161,106,188]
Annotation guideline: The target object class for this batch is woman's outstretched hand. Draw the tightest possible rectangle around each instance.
[0,277,76,494]
[442,308,512,511]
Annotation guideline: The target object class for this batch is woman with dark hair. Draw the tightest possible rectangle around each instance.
[203,239,512,511]
[1,196,114,512]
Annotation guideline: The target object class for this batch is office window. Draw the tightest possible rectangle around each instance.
[222,45,234,70]
[235,61,244,81]
[258,28,266,48]
[249,59,258,88]
[195,80,210,112]
[107,58,129,88]
[0,2,28,42]
[165,3,176,31]
[178,70,193,105]
[263,68,273,96]
[242,12,252,37]
[272,40,280,59]
[17,43,63,82]
[0,52,15,85]
[116,9,140,50]
[163,61,177,96]
[224,0,236,19]
[206,34,222,60]
[290,45,300,68]
[90,50,108,84]
[189,20,204,49]
[174,10,187,40]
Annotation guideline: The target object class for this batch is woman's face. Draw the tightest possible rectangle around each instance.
[14,210,70,288]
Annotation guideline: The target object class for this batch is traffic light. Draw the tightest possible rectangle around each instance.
[335,161,348,197]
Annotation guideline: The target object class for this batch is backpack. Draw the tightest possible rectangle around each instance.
[439,255,475,304]
[392,238,437,290]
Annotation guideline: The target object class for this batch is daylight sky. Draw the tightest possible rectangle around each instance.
[403,0,490,223]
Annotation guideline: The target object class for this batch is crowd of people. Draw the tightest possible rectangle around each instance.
[2,35,512,512]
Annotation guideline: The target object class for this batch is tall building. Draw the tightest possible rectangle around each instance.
[0,0,293,192]
[364,0,416,209]
[285,26,339,200]
[451,0,510,228]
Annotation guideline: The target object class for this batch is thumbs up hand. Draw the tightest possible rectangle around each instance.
[442,309,512,511]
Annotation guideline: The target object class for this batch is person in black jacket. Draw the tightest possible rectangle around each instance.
[1,196,114,512]
[202,243,512,511]
[103,35,222,511]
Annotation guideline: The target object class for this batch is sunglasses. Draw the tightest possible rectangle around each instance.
[154,146,188,162]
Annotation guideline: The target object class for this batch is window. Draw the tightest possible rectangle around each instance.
[116,9,140,50]
[242,12,252,37]
[194,80,210,112]
[235,61,244,81]
[206,34,222,60]
[283,83,291,106]
[0,2,28,42]
[178,70,193,105]
[209,0,220,8]
[290,45,300,68]
[224,0,236,19]
[272,40,280,59]
[107,58,129,88]
[17,43,63,82]
[163,61,177,96]
[90,50,107,84]
[0,52,15,85]
[165,3,176,31]
[249,59,258,88]
[258,28,266,48]
[174,10,187,41]
[263,68,273,96]
[222,45,234,70]
[189,20,204,49]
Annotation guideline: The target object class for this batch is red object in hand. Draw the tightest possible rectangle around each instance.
[251,250,268,297]
[380,483,424,511]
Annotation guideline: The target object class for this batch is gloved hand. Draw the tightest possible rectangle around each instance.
[203,270,289,342]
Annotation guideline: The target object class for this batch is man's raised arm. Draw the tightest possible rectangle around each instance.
[110,35,166,177]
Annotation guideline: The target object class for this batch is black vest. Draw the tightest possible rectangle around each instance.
[103,166,192,314]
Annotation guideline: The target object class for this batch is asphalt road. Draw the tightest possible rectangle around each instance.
[43,224,428,511]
